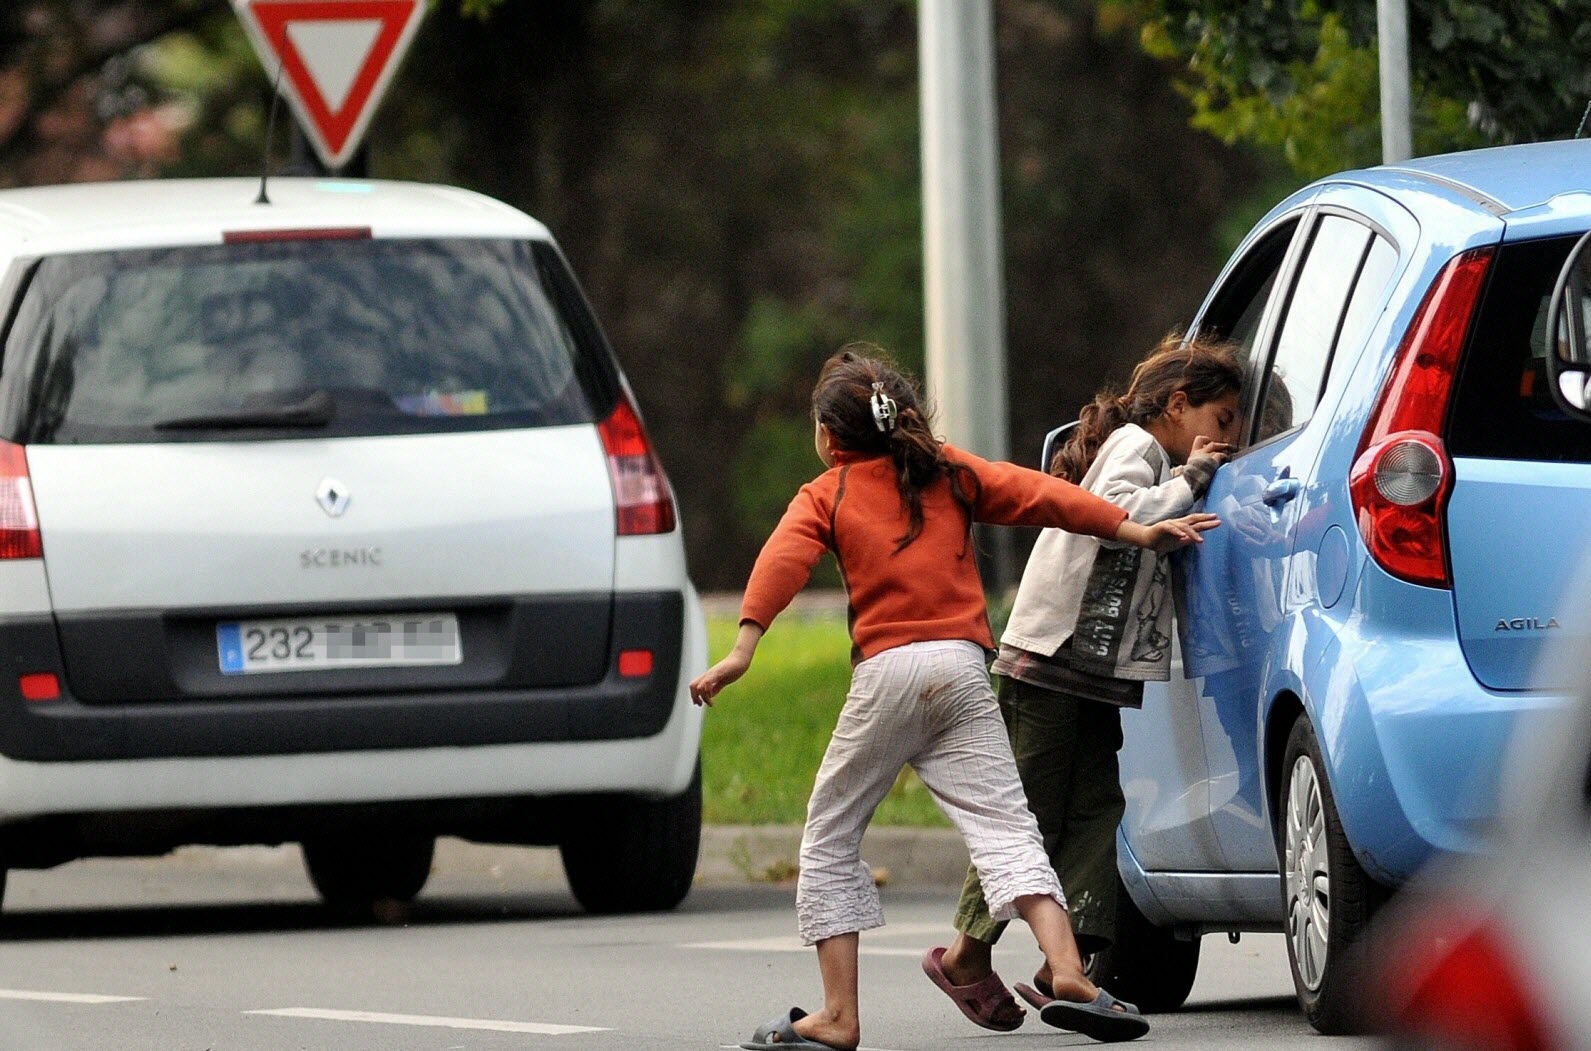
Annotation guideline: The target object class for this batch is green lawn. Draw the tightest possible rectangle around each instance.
[700,611,950,827]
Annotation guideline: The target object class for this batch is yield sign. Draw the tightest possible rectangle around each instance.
[233,0,427,171]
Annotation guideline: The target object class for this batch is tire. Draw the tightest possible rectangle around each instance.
[302,833,435,912]
[560,762,701,915]
[1085,875,1202,1012]
[1279,715,1386,1034]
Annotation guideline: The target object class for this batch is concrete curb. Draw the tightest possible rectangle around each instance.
[695,824,969,888]
[428,825,972,889]
[116,825,971,891]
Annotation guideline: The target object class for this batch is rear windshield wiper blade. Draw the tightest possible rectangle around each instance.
[153,390,334,430]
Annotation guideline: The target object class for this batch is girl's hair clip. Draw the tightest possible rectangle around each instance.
[870,381,898,433]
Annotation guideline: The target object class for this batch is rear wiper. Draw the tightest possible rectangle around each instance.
[153,390,334,430]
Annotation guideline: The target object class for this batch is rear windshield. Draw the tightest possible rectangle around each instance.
[0,238,618,443]
[1449,234,1591,462]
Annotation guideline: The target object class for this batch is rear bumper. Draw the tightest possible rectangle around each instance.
[0,721,703,828]
[0,590,684,762]
[0,586,707,832]
[1312,574,1572,883]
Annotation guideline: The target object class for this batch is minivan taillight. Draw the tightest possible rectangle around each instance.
[0,439,42,560]
[1350,247,1493,589]
[597,395,677,535]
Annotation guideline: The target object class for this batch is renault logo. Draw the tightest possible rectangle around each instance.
[316,478,350,518]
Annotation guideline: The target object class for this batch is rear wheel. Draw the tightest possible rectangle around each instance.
[1084,876,1201,1012]
[560,762,701,914]
[1280,716,1385,1034]
[302,834,435,913]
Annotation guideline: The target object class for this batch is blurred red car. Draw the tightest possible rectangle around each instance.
[1376,595,1591,1050]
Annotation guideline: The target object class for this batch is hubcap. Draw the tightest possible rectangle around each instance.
[1284,754,1330,992]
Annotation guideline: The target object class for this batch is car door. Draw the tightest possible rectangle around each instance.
[1181,199,1406,872]
[1119,207,1311,873]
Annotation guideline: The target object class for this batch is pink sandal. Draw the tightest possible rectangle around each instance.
[1014,979,1054,1011]
[921,946,1025,1032]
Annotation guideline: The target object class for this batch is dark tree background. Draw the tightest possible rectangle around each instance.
[2,0,1274,588]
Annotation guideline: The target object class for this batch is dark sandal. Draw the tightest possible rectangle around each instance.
[739,1007,854,1050]
[1039,987,1151,1043]
[1016,977,1140,1016]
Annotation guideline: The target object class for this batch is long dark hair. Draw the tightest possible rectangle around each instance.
[812,344,981,553]
[1051,333,1244,482]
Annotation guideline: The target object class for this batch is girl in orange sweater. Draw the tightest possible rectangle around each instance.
[690,347,1217,1050]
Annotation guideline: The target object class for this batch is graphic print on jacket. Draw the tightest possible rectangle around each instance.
[1130,557,1172,663]
[1070,545,1172,676]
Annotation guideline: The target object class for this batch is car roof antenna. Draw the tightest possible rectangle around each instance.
[1576,98,1591,139]
[255,57,287,205]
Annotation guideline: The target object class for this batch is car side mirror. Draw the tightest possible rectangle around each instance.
[1546,229,1591,421]
[1039,419,1079,473]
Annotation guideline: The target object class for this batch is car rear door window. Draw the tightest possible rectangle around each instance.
[1256,215,1374,442]
[1,238,619,443]
[1333,235,1397,364]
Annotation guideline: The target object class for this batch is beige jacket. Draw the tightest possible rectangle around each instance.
[1001,424,1208,681]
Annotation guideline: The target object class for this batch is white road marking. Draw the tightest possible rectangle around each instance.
[0,989,145,1004]
[246,1007,608,1035]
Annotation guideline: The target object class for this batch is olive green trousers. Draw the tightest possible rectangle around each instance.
[950,674,1126,957]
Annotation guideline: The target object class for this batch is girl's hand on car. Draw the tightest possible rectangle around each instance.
[1117,513,1220,553]
[1190,435,1235,465]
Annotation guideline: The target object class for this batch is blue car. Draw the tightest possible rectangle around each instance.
[1076,140,1591,1032]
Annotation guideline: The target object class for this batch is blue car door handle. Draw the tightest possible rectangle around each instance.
[1262,477,1303,506]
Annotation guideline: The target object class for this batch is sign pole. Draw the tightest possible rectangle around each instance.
[1377,0,1413,163]
[919,0,1012,591]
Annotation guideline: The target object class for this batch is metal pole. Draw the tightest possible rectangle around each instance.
[919,0,1013,590]
[1377,0,1413,163]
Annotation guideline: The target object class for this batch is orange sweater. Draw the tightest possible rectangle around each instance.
[739,444,1129,660]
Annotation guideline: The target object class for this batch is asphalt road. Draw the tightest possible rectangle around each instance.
[0,842,1378,1051]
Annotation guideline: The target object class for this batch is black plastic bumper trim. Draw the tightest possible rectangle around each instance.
[0,590,683,761]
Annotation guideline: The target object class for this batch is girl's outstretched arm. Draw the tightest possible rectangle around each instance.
[948,445,1127,538]
[690,621,766,706]
[1115,512,1221,553]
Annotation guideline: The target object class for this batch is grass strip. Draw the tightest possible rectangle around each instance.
[701,611,950,827]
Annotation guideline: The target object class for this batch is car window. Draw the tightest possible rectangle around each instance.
[1334,235,1397,363]
[1,238,619,444]
[1448,234,1591,463]
[1197,218,1299,373]
[1256,215,1373,443]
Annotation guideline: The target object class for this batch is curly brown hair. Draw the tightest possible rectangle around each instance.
[1051,333,1244,483]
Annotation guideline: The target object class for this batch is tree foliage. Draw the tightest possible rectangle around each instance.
[1118,0,1591,178]
[1,0,1270,588]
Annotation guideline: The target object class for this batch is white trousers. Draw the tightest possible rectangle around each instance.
[796,639,1066,944]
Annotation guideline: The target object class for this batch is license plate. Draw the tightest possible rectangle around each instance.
[217,613,462,675]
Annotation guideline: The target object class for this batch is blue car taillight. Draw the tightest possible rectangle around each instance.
[1350,247,1493,588]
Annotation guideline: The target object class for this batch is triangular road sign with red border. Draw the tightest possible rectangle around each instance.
[233,0,427,171]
